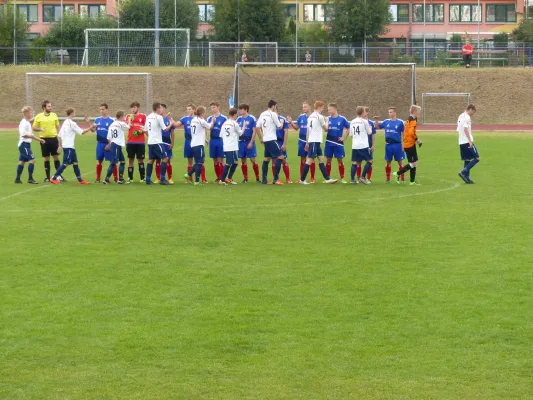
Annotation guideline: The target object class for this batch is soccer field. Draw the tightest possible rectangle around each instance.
[1,130,532,399]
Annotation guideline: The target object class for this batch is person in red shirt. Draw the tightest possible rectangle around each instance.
[125,101,147,182]
[462,40,474,68]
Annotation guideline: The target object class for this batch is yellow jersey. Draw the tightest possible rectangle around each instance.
[33,112,59,138]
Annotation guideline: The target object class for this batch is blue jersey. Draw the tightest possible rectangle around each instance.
[276,116,289,141]
[207,114,227,139]
[180,115,193,140]
[379,118,404,144]
[162,116,174,144]
[296,113,308,140]
[326,115,350,144]
[367,119,377,147]
[236,115,256,140]
[94,117,114,143]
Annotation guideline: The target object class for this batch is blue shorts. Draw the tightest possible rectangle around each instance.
[192,145,205,164]
[225,150,238,165]
[298,139,308,157]
[109,143,125,164]
[385,143,405,162]
[238,140,257,159]
[18,143,34,162]
[460,143,480,160]
[209,138,224,159]
[351,148,373,163]
[63,148,78,165]
[184,138,194,159]
[324,141,345,159]
[307,142,323,159]
[96,141,111,162]
[263,140,282,159]
[148,144,167,161]
[162,143,173,159]
[277,140,288,159]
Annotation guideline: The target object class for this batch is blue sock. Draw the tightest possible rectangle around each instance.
[301,163,310,181]
[262,161,269,181]
[160,161,167,181]
[73,165,82,182]
[274,159,282,181]
[106,164,115,180]
[16,164,24,180]
[119,163,125,179]
[146,163,153,181]
[195,163,202,182]
[362,162,372,178]
[53,164,66,179]
[229,163,238,179]
[28,163,34,179]
[350,164,356,180]
[319,162,329,179]
[221,165,230,181]
[463,159,479,174]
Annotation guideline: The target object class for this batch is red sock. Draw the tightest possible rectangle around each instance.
[386,165,392,181]
[300,160,305,177]
[272,164,276,178]
[113,165,118,181]
[155,161,161,180]
[187,166,193,181]
[201,165,206,181]
[326,162,332,177]
[399,163,405,181]
[241,163,248,180]
[252,163,259,180]
[167,162,173,179]
[213,162,218,179]
[96,164,102,180]
[283,163,291,180]
[310,162,316,179]
[338,163,344,179]
[356,164,362,179]
[367,166,373,180]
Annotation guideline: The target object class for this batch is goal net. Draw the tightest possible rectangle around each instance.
[26,73,152,118]
[233,62,416,123]
[82,29,190,67]
[209,42,278,67]
[421,93,471,124]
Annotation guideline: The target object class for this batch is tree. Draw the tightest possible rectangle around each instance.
[512,18,533,43]
[0,5,29,47]
[328,0,390,43]
[119,0,198,32]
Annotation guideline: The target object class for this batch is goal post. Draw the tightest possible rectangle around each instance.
[26,72,152,118]
[82,28,190,67]
[209,42,278,67]
[233,62,417,121]
[421,93,471,124]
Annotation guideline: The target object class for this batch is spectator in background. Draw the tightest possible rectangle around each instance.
[462,40,474,68]
[305,50,312,63]
[242,51,248,63]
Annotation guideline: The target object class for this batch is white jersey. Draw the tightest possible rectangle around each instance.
[221,120,243,152]
[190,117,211,147]
[307,111,326,143]
[59,119,84,148]
[107,120,130,147]
[18,118,33,147]
[257,110,282,142]
[457,112,473,145]
[350,117,372,149]
[146,113,168,145]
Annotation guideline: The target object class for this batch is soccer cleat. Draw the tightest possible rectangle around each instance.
[154,178,160,184]
[202,180,209,184]
[458,171,469,183]
[325,179,338,184]
[50,178,60,185]
[310,178,315,184]
[27,179,39,184]
[468,179,475,184]
[286,179,293,184]
[218,180,226,185]
[274,180,284,186]
[261,180,268,185]
[127,178,134,183]
[392,172,401,184]
[103,179,111,185]
[94,179,101,184]
[409,181,421,186]
[168,179,174,185]
[194,181,202,186]
[242,179,248,184]
[43,178,50,183]
[145,180,154,185]
[384,180,390,184]
[160,179,170,185]
[299,180,310,185]
[340,179,348,184]
[117,179,126,184]
[350,180,359,184]
[256,179,262,184]
[14,179,22,184]
[360,178,371,185]
[215,179,220,184]
[78,180,91,185]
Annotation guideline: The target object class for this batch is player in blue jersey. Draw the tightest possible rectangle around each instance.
[154,104,175,184]
[375,107,405,183]
[274,114,292,183]
[175,104,206,184]
[207,102,227,183]
[324,103,350,183]
[356,106,377,181]
[93,103,117,183]
[288,102,316,183]
[237,104,260,183]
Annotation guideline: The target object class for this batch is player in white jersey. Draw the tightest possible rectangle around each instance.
[50,108,94,185]
[184,106,216,185]
[15,106,45,184]
[103,111,130,185]
[457,104,479,184]
[220,108,247,185]
[256,99,284,185]
[144,102,174,185]
[347,106,373,185]
[299,101,338,184]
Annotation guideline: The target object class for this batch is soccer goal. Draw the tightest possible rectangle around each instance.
[233,62,416,121]
[421,93,471,124]
[82,28,190,67]
[209,42,278,67]
[26,72,152,119]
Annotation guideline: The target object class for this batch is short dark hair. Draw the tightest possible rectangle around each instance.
[238,104,249,112]
[210,102,220,107]
[66,108,75,116]
[41,100,51,110]
[100,103,108,109]
[268,99,277,108]
[388,107,396,112]
[130,101,140,108]
[161,103,167,109]
[466,104,476,112]
[229,108,238,117]
[116,111,124,119]
[152,102,161,111]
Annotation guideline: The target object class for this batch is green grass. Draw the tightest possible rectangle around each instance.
[1,130,532,399]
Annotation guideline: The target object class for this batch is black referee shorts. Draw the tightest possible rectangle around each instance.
[126,143,146,160]
[40,137,59,157]
[405,146,418,163]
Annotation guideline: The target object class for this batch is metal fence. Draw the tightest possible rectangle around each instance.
[2,43,533,67]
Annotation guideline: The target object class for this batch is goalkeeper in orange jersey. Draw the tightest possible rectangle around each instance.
[393,105,422,185]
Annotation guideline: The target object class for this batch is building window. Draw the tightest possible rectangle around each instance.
[450,4,481,22]
[43,4,74,22]
[285,4,296,20]
[412,4,444,23]
[79,5,106,17]
[303,4,324,22]
[198,4,214,22]
[17,4,38,23]
[486,4,516,22]
[389,4,409,23]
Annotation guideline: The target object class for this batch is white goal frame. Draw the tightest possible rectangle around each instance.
[25,72,153,117]
[209,42,279,67]
[421,92,471,124]
[233,62,417,108]
[82,28,190,67]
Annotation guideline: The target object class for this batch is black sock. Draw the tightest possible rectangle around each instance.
[410,167,416,182]
[128,167,134,180]
[54,159,60,172]
[138,162,145,179]
[44,160,51,179]
[398,164,411,175]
